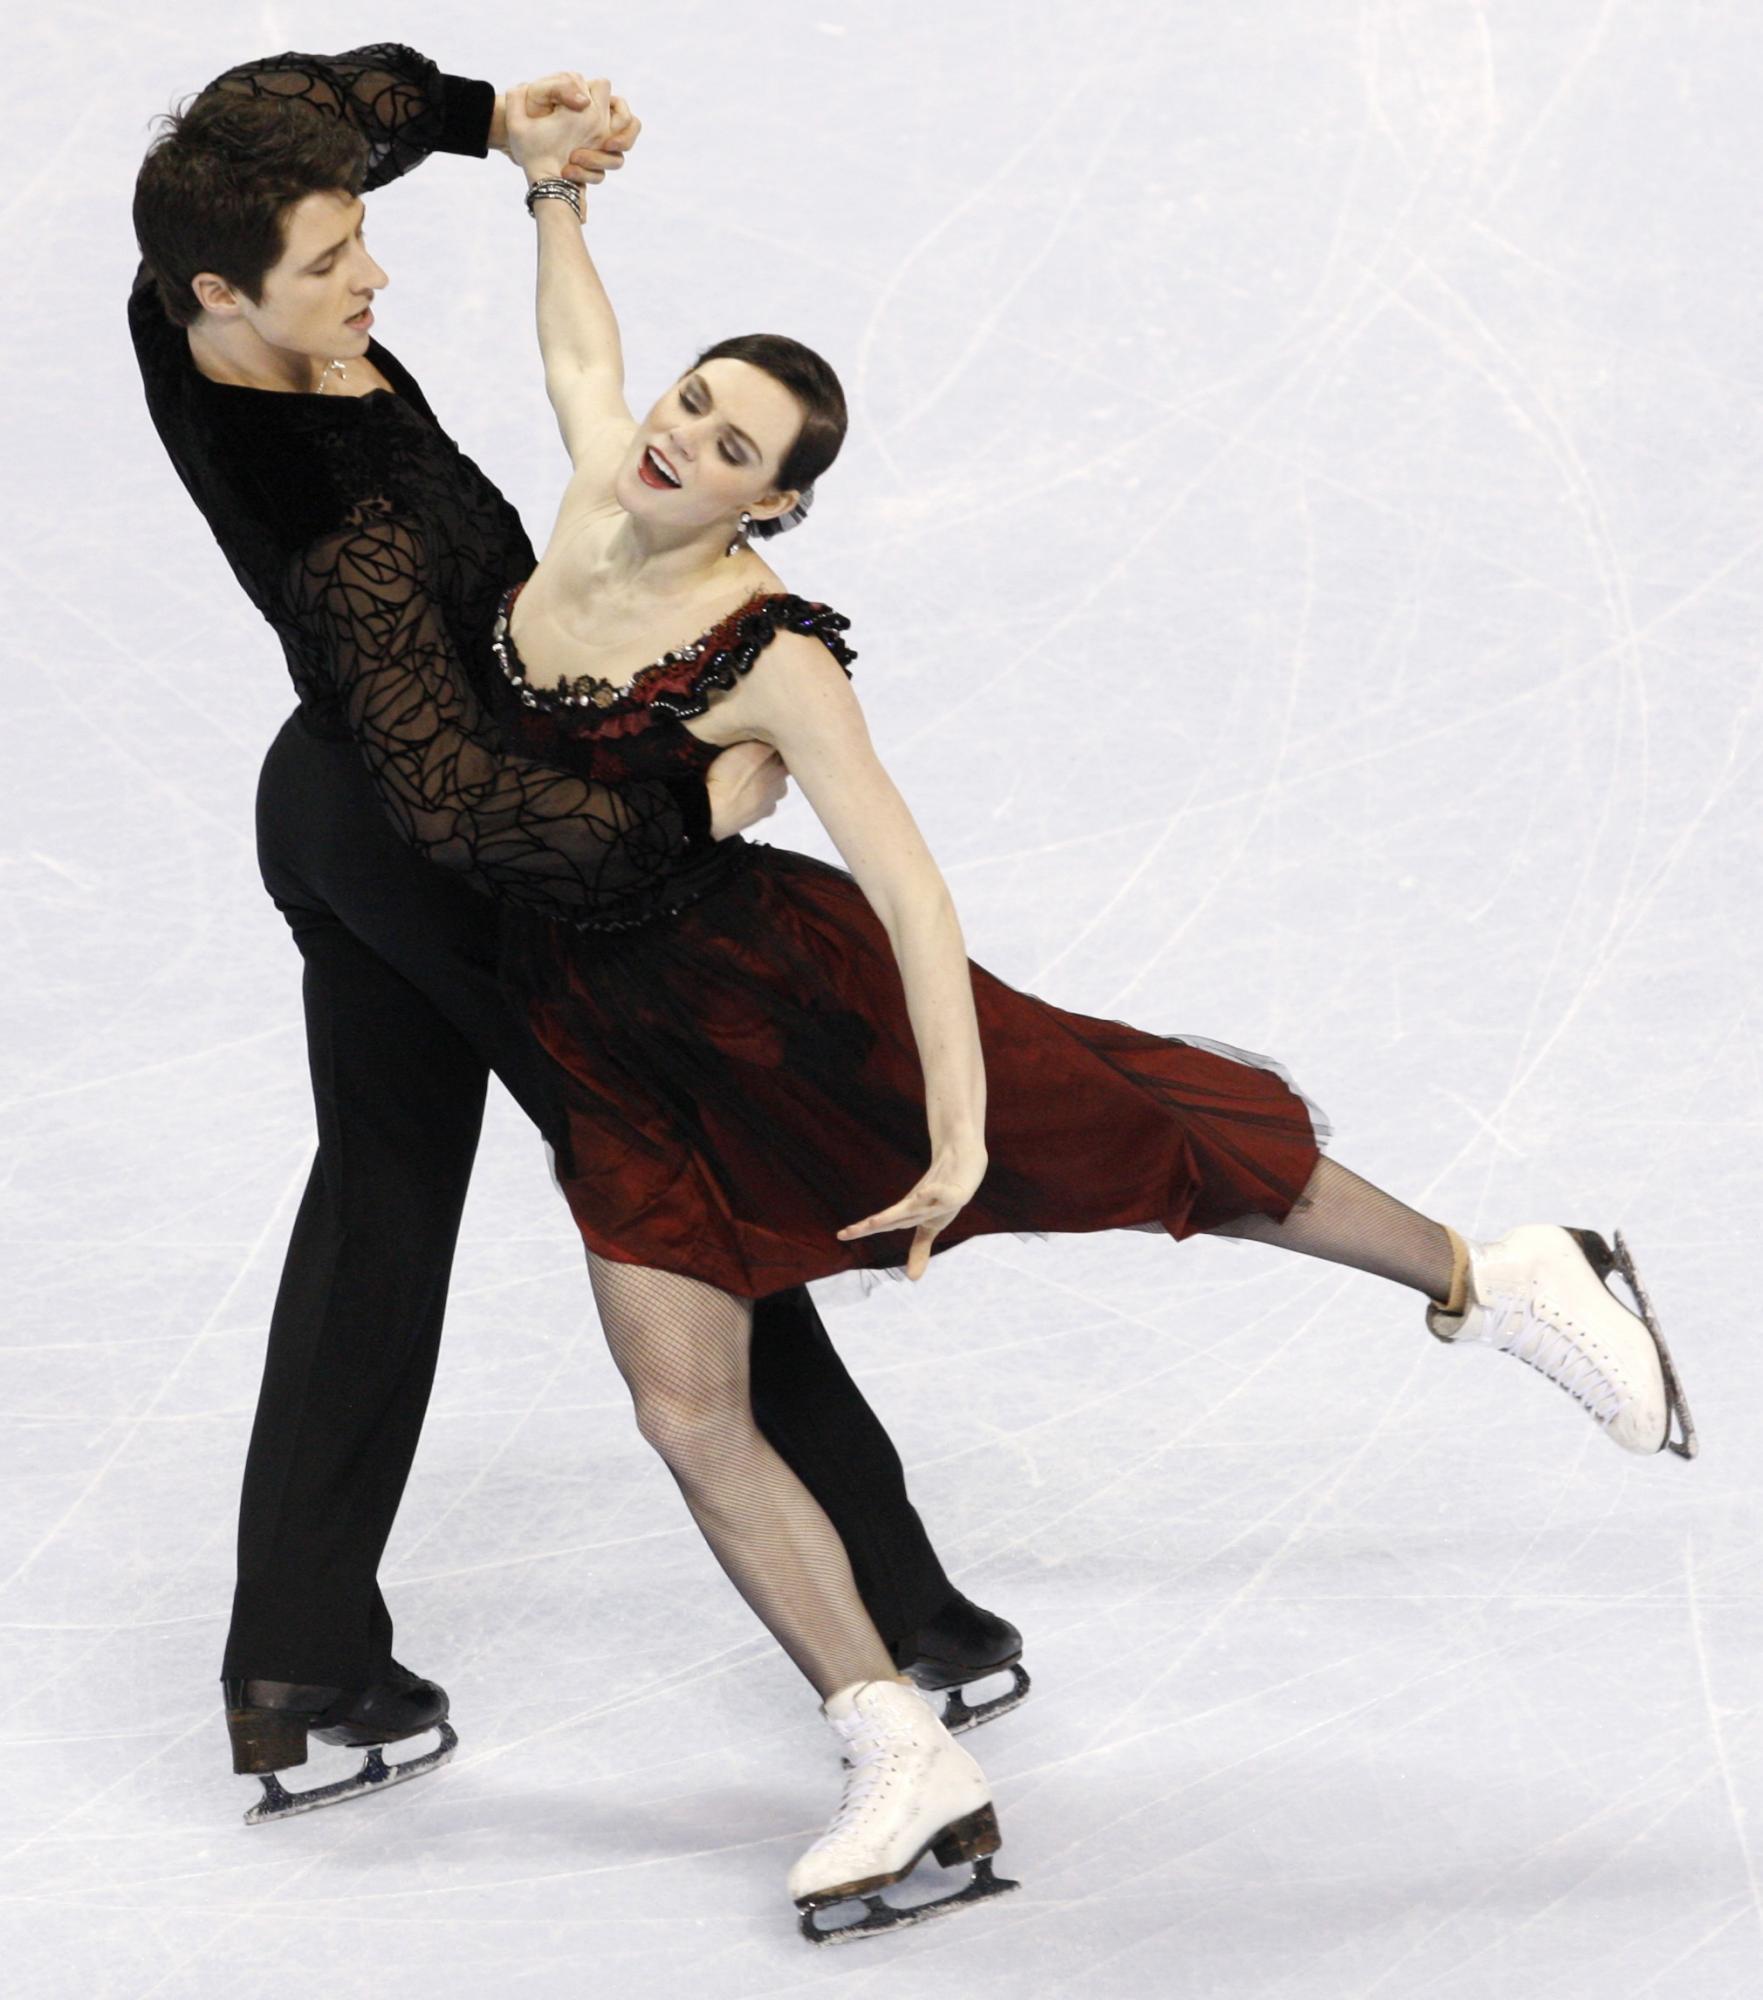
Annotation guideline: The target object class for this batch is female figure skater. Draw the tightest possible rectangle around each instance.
[387,81,1695,1944]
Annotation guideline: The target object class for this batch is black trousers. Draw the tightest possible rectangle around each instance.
[223,709,954,1688]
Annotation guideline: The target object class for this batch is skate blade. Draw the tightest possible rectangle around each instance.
[798,1853,1020,1946]
[1569,1228,1698,1460]
[934,1663,1033,1737]
[1610,1230,1698,1460]
[243,1719,458,1825]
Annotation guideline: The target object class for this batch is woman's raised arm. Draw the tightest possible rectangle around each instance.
[506,80,643,482]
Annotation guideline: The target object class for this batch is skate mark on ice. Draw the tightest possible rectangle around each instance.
[1628,1898,1763,1997]
[1683,1528,1763,1951]
[960,1267,1362,1572]
[0,1145,313,1664]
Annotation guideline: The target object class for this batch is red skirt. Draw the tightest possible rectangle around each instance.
[509,844,1325,1299]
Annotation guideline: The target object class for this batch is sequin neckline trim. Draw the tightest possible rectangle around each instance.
[491,582,856,719]
[492,583,777,713]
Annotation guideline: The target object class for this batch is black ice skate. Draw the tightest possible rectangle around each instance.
[893,1589,1031,1734]
[224,1660,457,1825]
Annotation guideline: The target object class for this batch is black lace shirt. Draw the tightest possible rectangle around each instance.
[128,42,704,924]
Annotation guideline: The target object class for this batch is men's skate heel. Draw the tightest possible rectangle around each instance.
[224,1703,309,1776]
[222,1666,458,1825]
[931,1800,1003,1867]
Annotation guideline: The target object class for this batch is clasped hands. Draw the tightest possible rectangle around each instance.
[491,72,640,184]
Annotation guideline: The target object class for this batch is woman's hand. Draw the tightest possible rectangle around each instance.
[502,75,641,185]
[837,1146,988,1280]
[705,741,789,841]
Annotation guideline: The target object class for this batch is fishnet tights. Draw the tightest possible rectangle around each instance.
[1208,1157,1456,1301]
[587,1255,898,1700]
[585,1158,1453,1702]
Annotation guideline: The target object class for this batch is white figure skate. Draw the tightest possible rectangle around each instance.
[790,1677,1019,1945]
[1427,1225,1696,1458]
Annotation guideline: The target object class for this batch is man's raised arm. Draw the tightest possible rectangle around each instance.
[204,43,496,190]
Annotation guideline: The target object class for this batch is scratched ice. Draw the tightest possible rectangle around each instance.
[5,4,1762,1996]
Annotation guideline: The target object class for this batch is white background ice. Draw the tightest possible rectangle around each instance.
[4,2,1761,1993]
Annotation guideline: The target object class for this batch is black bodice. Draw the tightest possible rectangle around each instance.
[488,583,858,930]
[129,42,704,922]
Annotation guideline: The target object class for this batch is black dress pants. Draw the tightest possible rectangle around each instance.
[223,708,954,1688]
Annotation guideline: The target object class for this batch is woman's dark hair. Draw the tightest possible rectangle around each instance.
[687,334,847,537]
[132,92,370,328]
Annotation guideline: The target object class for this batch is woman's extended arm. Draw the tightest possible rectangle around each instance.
[730,631,989,1278]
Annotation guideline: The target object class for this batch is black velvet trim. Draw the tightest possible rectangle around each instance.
[437,73,496,158]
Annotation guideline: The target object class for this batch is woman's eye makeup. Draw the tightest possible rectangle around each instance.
[681,385,747,465]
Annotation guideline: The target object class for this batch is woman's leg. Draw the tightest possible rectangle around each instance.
[1209,1157,1464,1305]
[590,1259,1010,1934]
[587,1255,899,1698]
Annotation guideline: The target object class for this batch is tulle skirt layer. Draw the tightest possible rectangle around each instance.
[507,843,1328,1299]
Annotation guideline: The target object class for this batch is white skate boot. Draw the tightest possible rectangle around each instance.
[789,1676,1019,1945]
[1427,1225,1695,1457]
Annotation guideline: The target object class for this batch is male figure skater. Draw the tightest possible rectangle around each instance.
[129,42,1025,1821]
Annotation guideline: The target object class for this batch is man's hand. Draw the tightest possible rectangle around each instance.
[489,73,593,150]
[498,74,641,186]
[705,741,789,842]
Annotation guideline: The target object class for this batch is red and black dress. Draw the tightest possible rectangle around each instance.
[492,585,1326,1299]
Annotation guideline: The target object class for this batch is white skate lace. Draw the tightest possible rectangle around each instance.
[1481,1294,1626,1427]
[809,1715,904,1856]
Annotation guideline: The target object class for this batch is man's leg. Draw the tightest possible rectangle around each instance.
[221,904,489,1688]
[748,1286,954,1651]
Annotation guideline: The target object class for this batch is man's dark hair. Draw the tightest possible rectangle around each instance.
[133,91,370,328]
[688,334,847,535]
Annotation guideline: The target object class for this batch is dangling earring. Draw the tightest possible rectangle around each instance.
[725,510,754,559]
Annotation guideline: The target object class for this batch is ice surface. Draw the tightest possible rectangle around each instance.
[5,3,1762,1995]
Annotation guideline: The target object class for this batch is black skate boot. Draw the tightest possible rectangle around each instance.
[223,1659,457,1826]
[891,1591,1031,1735]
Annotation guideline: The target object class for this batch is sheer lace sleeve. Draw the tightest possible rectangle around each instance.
[292,501,700,920]
[205,43,492,189]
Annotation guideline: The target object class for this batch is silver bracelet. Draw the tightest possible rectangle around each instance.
[524,177,583,222]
